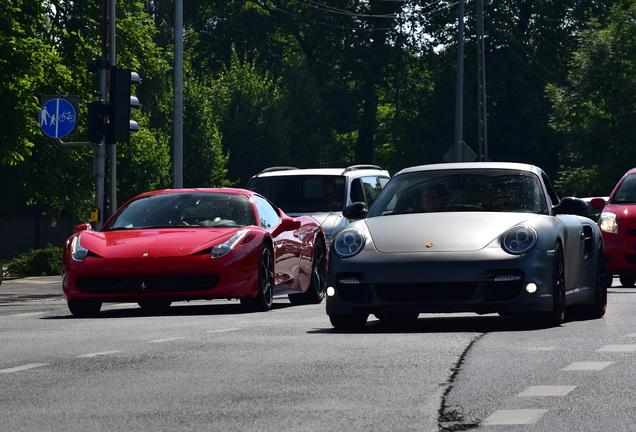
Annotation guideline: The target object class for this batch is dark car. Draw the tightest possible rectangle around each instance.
[326,162,606,330]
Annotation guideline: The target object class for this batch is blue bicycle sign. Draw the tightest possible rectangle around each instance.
[40,98,77,138]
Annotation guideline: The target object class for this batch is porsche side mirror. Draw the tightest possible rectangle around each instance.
[343,202,368,220]
[73,223,92,234]
[590,197,606,209]
[554,196,589,216]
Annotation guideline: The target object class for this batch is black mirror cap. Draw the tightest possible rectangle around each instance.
[343,202,368,220]
[555,196,589,216]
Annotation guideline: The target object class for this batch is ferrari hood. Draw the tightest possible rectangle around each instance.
[365,212,539,253]
[77,228,240,258]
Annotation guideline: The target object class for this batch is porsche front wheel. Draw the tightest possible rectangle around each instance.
[67,300,102,317]
[540,243,565,327]
[241,245,274,312]
[329,314,368,331]
[587,244,607,319]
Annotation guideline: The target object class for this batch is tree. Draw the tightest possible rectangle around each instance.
[547,0,636,195]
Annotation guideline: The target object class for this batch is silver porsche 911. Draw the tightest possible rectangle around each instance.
[326,162,607,330]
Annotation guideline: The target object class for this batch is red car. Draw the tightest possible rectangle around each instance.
[592,168,636,287]
[62,188,327,316]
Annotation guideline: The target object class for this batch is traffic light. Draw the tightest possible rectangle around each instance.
[107,66,140,144]
[87,101,107,143]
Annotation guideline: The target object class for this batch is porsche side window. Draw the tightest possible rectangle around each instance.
[360,176,386,207]
[253,195,281,229]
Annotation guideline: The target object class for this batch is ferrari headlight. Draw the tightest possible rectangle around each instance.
[502,225,537,255]
[333,229,365,258]
[211,229,248,259]
[71,235,89,262]
[598,212,618,234]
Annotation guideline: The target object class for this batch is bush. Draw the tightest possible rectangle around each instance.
[5,245,63,278]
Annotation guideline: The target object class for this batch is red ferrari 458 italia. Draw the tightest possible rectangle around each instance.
[62,188,327,316]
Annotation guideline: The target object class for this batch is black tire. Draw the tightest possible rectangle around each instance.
[241,245,274,312]
[138,299,172,314]
[289,238,327,305]
[605,274,613,288]
[619,273,636,288]
[587,244,607,319]
[375,312,419,327]
[539,243,565,327]
[329,314,368,331]
[67,300,102,317]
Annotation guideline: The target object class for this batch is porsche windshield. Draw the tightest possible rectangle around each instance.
[368,169,548,217]
[103,193,257,230]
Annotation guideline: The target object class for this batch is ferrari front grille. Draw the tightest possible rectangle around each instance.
[76,274,220,294]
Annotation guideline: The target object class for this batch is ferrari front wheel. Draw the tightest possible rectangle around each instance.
[67,300,102,317]
[241,245,274,312]
[138,299,172,314]
[619,273,636,288]
[289,238,327,305]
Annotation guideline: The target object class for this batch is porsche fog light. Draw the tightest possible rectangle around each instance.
[502,226,537,255]
[333,229,365,258]
[525,283,538,294]
[71,235,89,262]
[599,212,618,234]
[211,230,248,259]
[327,286,336,297]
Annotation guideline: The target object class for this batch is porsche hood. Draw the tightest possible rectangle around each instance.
[364,213,538,253]
[76,228,241,258]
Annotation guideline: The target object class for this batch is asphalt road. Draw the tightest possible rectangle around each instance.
[0,276,478,431]
[3,277,635,431]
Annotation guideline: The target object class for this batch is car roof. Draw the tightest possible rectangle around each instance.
[395,162,543,176]
[135,187,254,199]
[250,165,390,179]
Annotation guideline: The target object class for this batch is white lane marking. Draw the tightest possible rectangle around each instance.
[597,344,636,352]
[517,385,577,397]
[482,409,548,425]
[11,312,46,317]
[207,328,242,333]
[75,351,121,358]
[561,361,613,371]
[0,363,48,374]
[148,337,185,343]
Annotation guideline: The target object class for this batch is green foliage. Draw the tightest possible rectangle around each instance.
[1,0,632,250]
[548,0,636,194]
[5,245,63,277]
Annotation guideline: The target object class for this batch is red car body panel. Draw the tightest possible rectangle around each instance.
[598,168,636,275]
[62,188,323,305]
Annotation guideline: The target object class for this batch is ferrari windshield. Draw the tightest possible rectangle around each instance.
[103,192,257,230]
[248,175,345,212]
[368,169,548,217]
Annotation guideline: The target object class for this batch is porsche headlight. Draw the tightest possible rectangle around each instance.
[71,235,89,262]
[502,225,537,255]
[211,229,248,259]
[333,229,365,258]
[598,212,618,234]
